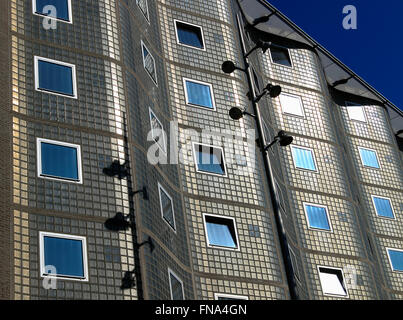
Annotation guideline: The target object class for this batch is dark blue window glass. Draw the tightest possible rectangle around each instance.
[185,80,214,109]
[43,236,85,278]
[35,0,70,21]
[37,59,74,96]
[292,147,316,171]
[41,142,79,181]
[305,204,331,230]
[195,144,225,175]
[359,148,380,168]
[373,197,395,218]
[176,22,204,49]
[388,249,403,271]
[205,216,237,249]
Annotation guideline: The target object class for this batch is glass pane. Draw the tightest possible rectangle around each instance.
[176,22,204,49]
[43,236,84,278]
[292,147,316,171]
[270,47,292,67]
[373,197,394,218]
[41,142,79,180]
[142,46,156,82]
[280,94,304,116]
[150,112,165,151]
[38,60,74,95]
[206,219,237,248]
[160,188,175,229]
[35,0,70,21]
[305,205,330,230]
[359,148,379,168]
[319,269,347,296]
[388,250,403,271]
[346,103,366,122]
[185,81,213,108]
[195,145,225,175]
[136,0,148,19]
[170,274,184,300]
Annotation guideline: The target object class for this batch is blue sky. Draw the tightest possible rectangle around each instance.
[266,0,403,111]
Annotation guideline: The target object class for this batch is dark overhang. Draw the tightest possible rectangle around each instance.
[237,0,403,136]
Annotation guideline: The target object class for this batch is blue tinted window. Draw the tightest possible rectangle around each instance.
[35,0,70,21]
[205,216,237,249]
[305,204,331,230]
[359,148,380,168]
[292,147,316,171]
[176,21,204,49]
[388,249,403,271]
[185,80,214,109]
[43,236,85,278]
[37,59,74,96]
[195,144,225,175]
[373,197,395,218]
[40,142,79,181]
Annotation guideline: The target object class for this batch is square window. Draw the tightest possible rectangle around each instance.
[33,0,72,23]
[214,293,248,300]
[37,138,82,183]
[183,78,215,110]
[372,196,395,219]
[346,102,367,122]
[304,203,332,231]
[203,214,239,250]
[175,20,205,50]
[318,267,348,297]
[269,46,292,67]
[387,248,403,272]
[358,147,380,169]
[40,232,88,281]
[168,269,184,300]
[291,146,317,171]
[136,0,149,22]
[34,56,77,98]
[141,41,157,85]
[158,183,176,231]
[279,93,304,117]
[149,108,167,153]
[193,143,226,176]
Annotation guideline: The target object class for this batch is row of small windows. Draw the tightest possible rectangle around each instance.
[37,230,403,298]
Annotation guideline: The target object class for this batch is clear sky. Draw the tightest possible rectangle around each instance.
[266,0,403,111]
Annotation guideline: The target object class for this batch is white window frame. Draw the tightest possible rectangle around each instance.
[32,0,73,24]
[358,146,381,169]
[158,182,176,232]
[36,138,83,184]
[183,77,216,111]
[214,293,248,300]
[141,40,158,86]
[371,195,396,220]
[149,108,167,153]
[174,19,206,51]
[303,202,333,232]
[279,93,305,118]
[34,56,77,99]
[136,0,150,23]
[269,46,293,69]
[386,248,403,273]
[202,213,240,251]
[192,142,227,177]
[168,268,185,300]
[345,101,367,123]
[317,266,349,298]
[39,231,88,282]
[291,145,318,173]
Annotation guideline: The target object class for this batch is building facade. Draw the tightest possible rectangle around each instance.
[0,0,402,300]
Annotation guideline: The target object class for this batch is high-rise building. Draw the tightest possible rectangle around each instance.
[0,0,402,300]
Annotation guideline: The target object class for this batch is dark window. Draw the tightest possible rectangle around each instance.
[35,0,71,22]
[159,184,175,230]
[36,58,75,96]
[169,271,184,300]
[194,144,226,175]
[270,46,292,67]
[142,42,157,84]
[175,21,204,49]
